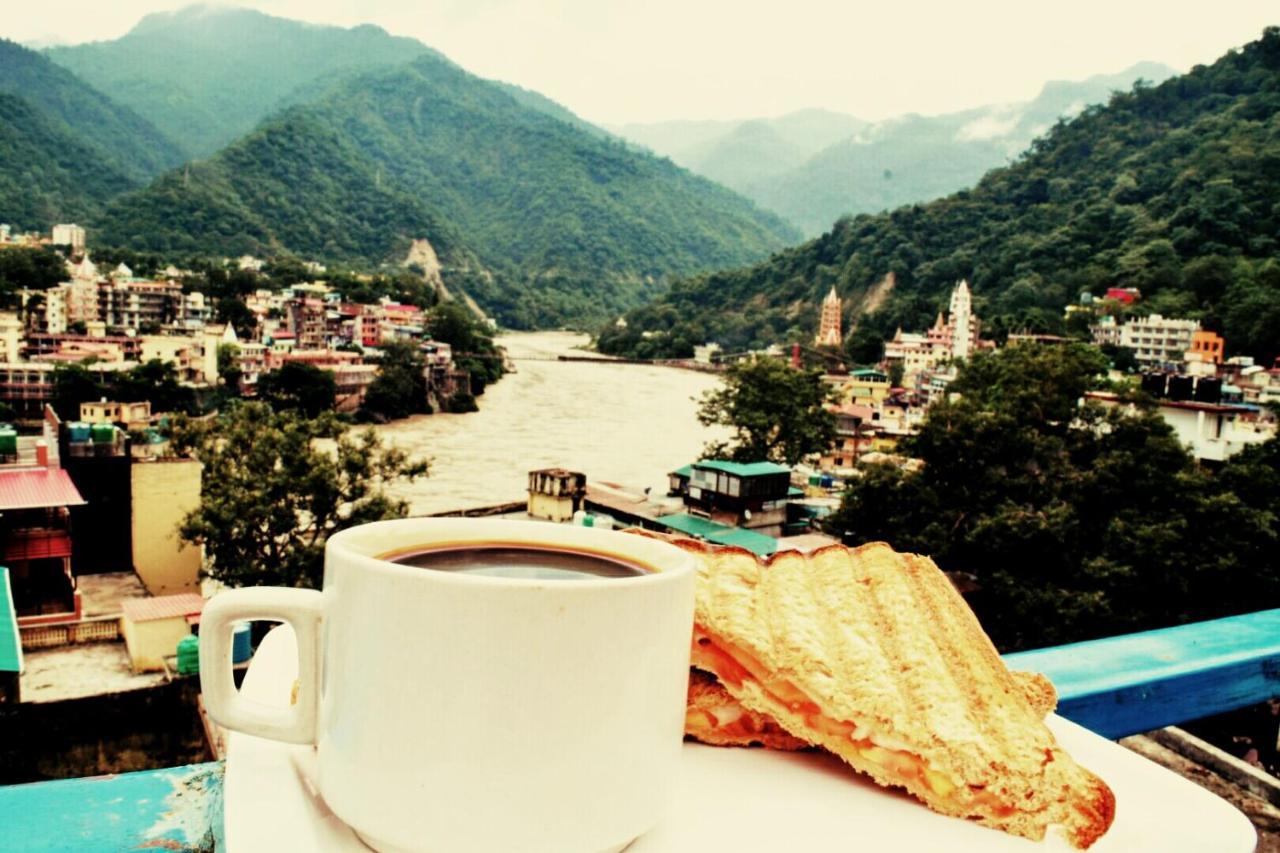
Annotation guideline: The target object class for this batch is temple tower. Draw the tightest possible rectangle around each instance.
[949,279,972,360]
[815,286,842,347]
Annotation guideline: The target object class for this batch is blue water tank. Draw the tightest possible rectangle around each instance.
[231,622,253,664]
[68,422,91,443]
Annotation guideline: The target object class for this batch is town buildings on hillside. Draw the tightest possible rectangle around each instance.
[0,225,471,417]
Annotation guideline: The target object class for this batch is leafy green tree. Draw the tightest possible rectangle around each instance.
[845,325,884,366]
[111,359,198,415]
[172,402,428,588]
[361,340,428,422]
[825,342,1280,650]
[217,343,243,397]
[696,355,836,465]
[215,296,257,339]
[51,363,105,421]
[0,247,64,309]
[428,302,504,387]
[257,362,336,419]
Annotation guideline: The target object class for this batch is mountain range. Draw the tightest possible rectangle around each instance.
[599,28,1280,364]
[614,64,1177,236]
[0,7,798,328]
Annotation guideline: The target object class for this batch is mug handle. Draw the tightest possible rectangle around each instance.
[199,587,324,745]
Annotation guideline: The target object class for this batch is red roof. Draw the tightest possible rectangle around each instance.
[0,469,86,511]
[122,593,205,623]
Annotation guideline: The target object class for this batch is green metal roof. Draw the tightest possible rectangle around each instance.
[693,460,791,478]
[0,567,21,673]
[705,528,777,557]
[657,513,778,557]
[658,513,729,539]
[670,465,693,478]
[850,369,888,380]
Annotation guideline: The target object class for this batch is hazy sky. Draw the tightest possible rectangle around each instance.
[9,1,1277,125]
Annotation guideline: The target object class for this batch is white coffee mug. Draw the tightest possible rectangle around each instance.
[200,518,697,853]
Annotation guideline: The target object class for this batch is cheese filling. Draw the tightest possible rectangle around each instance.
[692,626,1015,816]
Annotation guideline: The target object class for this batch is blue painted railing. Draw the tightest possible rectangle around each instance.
[1006,608,1280,739]
[1,609,1277,849]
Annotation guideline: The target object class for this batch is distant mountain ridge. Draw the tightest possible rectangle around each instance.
[98,46,799,328]
[615,64,1178,236]
[0,39,184,229]
[598,30,1280,364]
[46,6,436,157]
[0,38,183,183]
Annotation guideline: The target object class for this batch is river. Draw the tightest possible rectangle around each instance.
[371,331,729,515]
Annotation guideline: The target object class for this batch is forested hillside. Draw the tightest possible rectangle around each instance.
[46,6,433,158]
[0,95,137,229]
[0,39,184,228]
[100,52,798,328]
[600,29,1280,363]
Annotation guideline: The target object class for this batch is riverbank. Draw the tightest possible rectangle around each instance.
[370,331,729,515]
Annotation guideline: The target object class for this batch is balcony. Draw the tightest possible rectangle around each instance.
[0,610,1276,848]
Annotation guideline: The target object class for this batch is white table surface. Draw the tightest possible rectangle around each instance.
[224,626,1257,852]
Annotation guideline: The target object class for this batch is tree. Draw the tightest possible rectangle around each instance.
[113,359,198,415]
[696,355,836,465]
[172,402,428,588]
[845,325,884,366]
[361,340,428,422]
[257,362,336,418]
[51,363,106,421]
[0,248,65,309]
[825,342,1280,651]
[428,302,504,387]
[217,343,243,397]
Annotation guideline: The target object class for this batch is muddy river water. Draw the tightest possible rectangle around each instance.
[370,331,729,515]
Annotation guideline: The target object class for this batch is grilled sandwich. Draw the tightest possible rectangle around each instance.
[662,535,1114,848]
[688,666,1059,749]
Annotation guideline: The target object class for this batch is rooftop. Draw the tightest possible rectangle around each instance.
[0,468,86,511]
[657,513,777,556]
[19,641,166,702]
[688,460,791,478]
[121,593,205,624]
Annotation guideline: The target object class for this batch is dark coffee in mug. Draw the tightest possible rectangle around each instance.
[385,544,652,580]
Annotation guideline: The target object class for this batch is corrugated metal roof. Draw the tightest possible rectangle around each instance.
[658,512,729,539]
[692,460,791,478]
[656,513,779,557]
[121,593,205,624]
[705,528,777,557]
[0,568,21,673]
[0,469,87,511]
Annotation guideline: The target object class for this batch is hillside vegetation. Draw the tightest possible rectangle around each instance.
[46,6,433,158]
[101,52,798,328]
[0,94,136,229]
[600,29,1280,363]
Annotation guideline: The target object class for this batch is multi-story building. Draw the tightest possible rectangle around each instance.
[1092,314,1201,367]
[51,224,86,253]
[0,362,133,419]
[98,279,183,330]
[0,313,21,364]
[24,332,143,362]
[667,460,794,537]
[1187,330,1225,366]
[287,298,327,350]
[179,292,211,329]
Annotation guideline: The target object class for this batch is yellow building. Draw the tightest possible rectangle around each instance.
[839,369,890,406]
[131,458,202,594]
[527,468,587,522]
[80,400,152,430]
[120,593,204,672]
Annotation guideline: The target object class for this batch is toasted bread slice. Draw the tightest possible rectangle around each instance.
[675,538,1114,848]
[688,667,1057,748]
[686,668,810,750]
